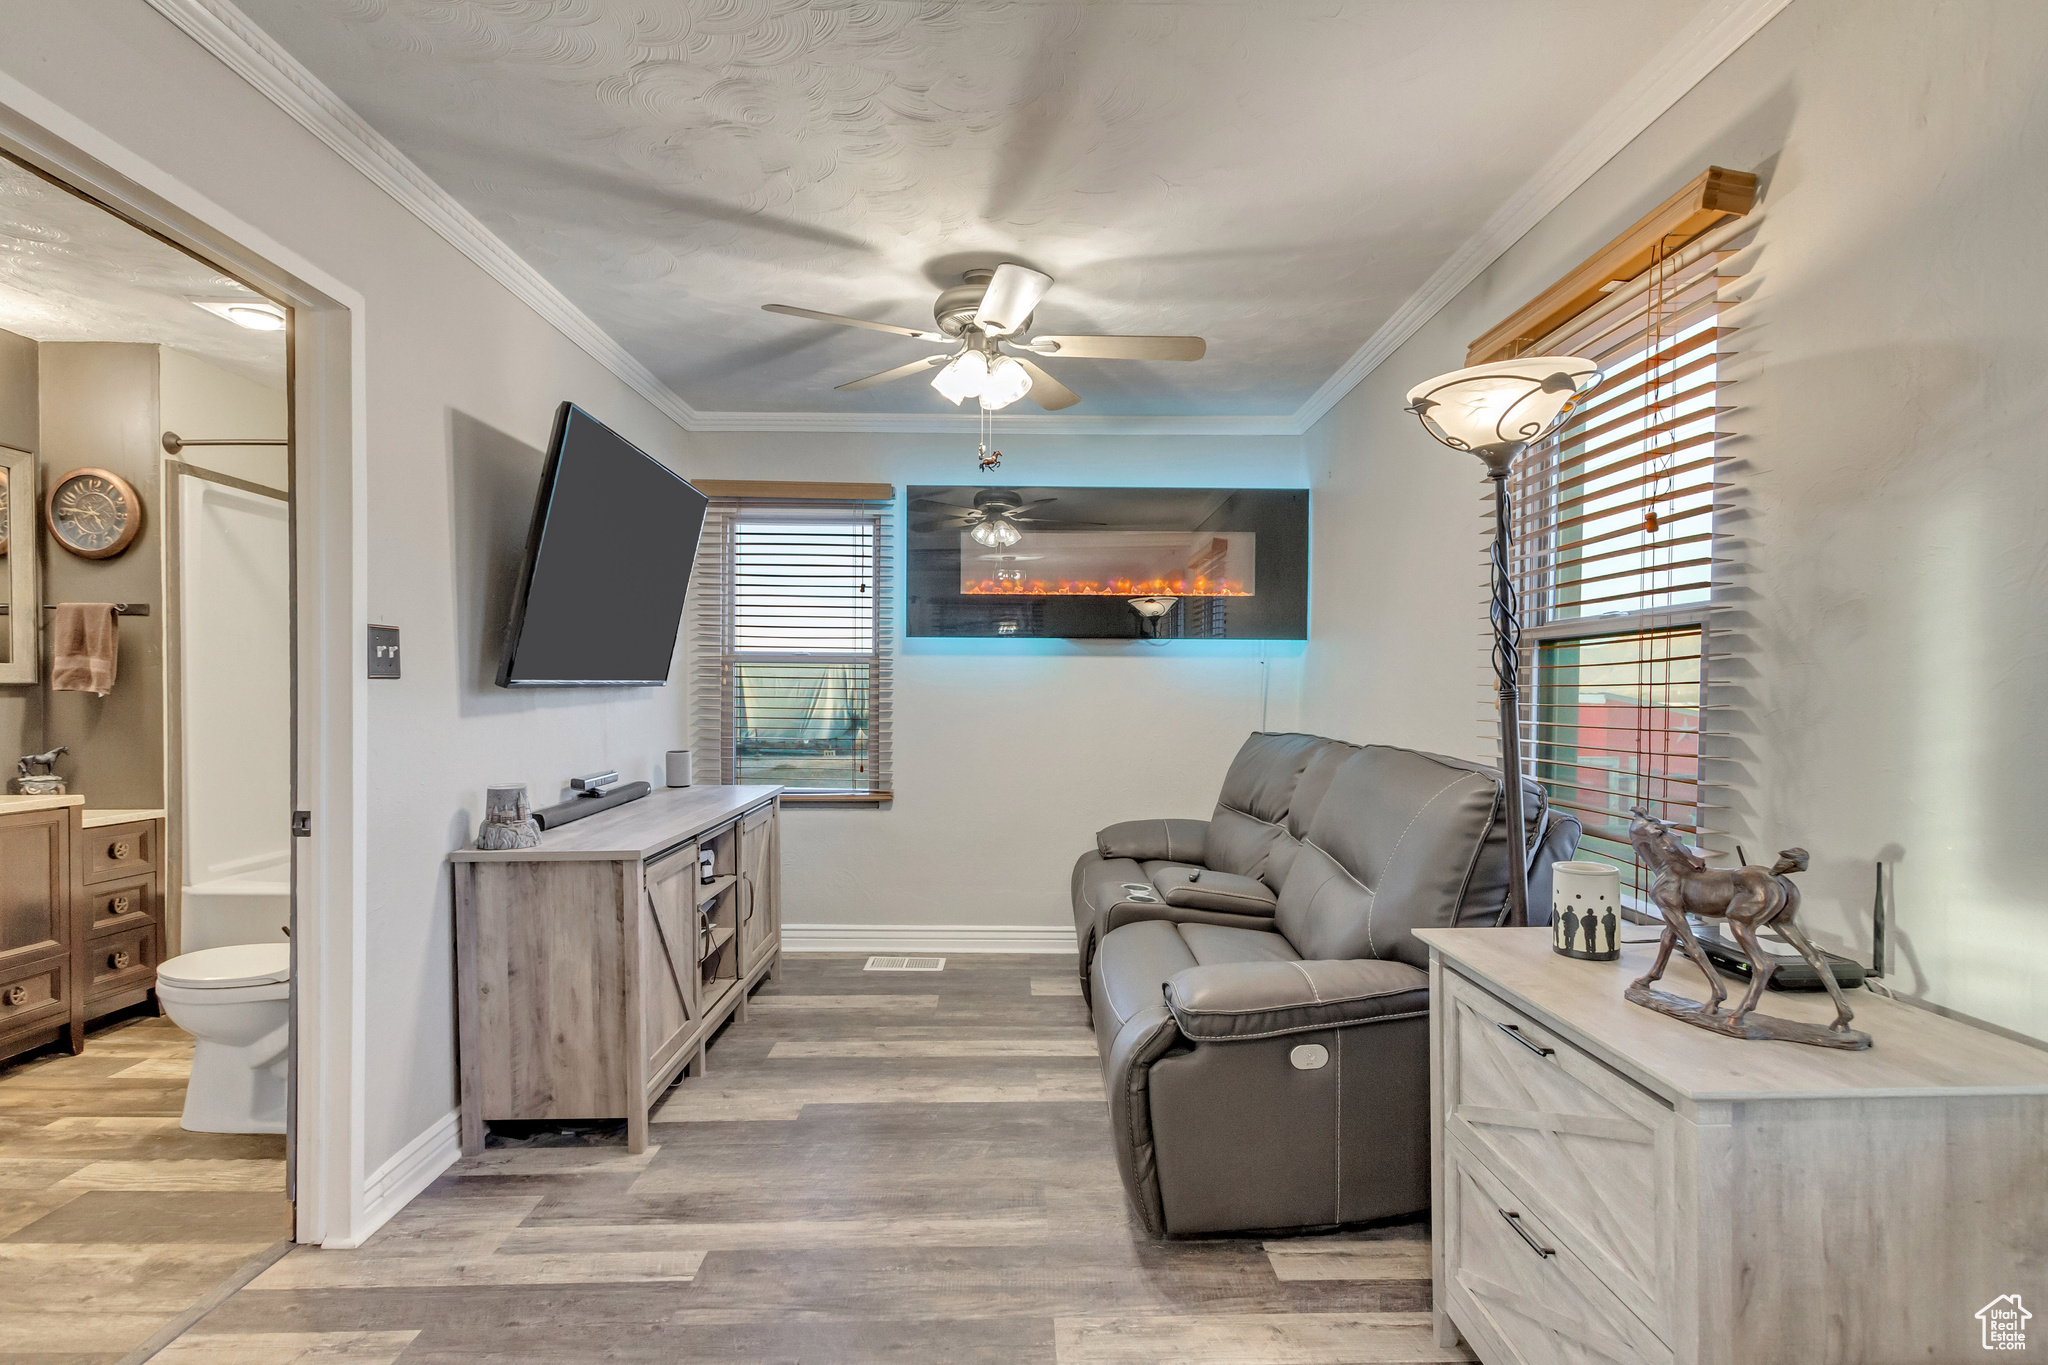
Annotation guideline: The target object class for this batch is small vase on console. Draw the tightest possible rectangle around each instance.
[476,783,542,850]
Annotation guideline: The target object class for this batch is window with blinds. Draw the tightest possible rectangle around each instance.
[690,487,894,803]
[1494,212,1756,899]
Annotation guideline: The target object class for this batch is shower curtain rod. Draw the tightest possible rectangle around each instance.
[161,432,287,454]
[0,604,150,617]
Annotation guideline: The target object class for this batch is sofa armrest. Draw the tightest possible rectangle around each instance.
[1096,818,1209,864]
[1150,867,1276,916]
[1163,958,1430,1042]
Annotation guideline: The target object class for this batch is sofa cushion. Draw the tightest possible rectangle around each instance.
[1163,958,1430,1042]
[1276,746,1515,969]
[1205,732,1332,882]
[1266,740,1361,889]
[1178,922,1300,965]
[1148,865,1278,917]
[1096,818,1210,864]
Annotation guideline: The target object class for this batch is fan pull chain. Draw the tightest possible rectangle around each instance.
[978,403,1001,471]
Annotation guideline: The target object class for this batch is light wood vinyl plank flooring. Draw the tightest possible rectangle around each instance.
[0,1013,290,1364]
[178,954,1462,1363]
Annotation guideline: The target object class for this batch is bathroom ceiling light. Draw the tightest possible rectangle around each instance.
[191,299,287,332]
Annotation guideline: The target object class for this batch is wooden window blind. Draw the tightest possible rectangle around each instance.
[690,488,894,804]
[1481,195,1760,898]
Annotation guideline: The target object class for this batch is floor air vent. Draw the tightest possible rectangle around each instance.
[864,955,945,972]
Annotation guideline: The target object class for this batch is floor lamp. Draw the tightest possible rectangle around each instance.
[1403,356,1602,926]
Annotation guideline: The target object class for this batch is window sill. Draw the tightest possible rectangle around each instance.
[778,791,893,807]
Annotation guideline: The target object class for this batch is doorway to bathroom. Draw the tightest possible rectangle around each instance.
[0,147,298,1357]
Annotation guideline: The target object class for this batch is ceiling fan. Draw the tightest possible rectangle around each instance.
[763,264,1206,412]
[911,488,1102,546]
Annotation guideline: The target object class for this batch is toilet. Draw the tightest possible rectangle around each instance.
[155,942,291,1134]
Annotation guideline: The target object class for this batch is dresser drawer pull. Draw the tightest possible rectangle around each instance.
[109,840,131,861]
[109,950,132,971]
[1500,1208,1556,1258]
[2,985,24,1007]
[112,895,132,915]
[1497,1022,1555,1058]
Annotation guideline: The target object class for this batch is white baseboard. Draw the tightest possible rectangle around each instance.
[330,1109,461,1249]
[782,923,1076,955]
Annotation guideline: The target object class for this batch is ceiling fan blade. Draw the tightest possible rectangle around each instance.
[911,519,970,532]
[764,304,948,343]
[1014,516,1105,527]
[1011,355,1080,410]
[833,355,953,391]
[1023,334,1207,361]
[973,264,1054,337]
[909,497,978,514]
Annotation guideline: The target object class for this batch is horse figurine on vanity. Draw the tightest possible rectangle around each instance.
[1625,806,1871,1050]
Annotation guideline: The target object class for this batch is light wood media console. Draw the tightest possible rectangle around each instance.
[450,784,782,1154]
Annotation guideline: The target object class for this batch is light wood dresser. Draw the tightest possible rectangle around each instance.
[1417,927,2048,1365]
[450,785,782,1155]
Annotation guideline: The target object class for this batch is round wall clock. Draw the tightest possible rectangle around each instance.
[46,468,143,560]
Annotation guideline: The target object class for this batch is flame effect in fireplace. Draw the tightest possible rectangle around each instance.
[960,577,1253,597]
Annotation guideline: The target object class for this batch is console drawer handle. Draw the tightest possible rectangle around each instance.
[108,950,132,971]
[111,895,132,915]
[109,840,131,861]
[2,985,24,1007]
[1500,1208,1555,1258]
[1497,1022,1555,1058]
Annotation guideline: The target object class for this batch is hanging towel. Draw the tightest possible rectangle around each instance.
[51,603,119,696]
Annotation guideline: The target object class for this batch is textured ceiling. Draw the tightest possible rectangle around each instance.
[236,0,1707,417]
[0,158,285,389]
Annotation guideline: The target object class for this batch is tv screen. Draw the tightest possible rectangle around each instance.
[495,402,708,687]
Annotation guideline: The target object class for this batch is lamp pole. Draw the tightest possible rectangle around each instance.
[1483,453,1531,928]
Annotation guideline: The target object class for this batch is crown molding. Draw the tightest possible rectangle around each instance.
[148,0,1789,442]
[1286,0,1795,436]
[686,409,1301,437]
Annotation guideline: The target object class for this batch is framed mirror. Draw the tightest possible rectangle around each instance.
[0,446,38,684]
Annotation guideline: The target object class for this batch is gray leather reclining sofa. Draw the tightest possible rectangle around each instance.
[1071,732,1581,1237]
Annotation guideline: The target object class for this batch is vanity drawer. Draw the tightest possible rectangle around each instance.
[0,955,70,1033]
[86,875,156,936]
[88,923,159,999]
[1442,967,1673,1336]
[85,821,158,885]
[1444,1133,1670,1365]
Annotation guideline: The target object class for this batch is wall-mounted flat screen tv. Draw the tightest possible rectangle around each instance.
[496,402,709,686]
[907,486,1307,640]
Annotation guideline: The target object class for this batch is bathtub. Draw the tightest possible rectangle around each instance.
[181,862,292,953]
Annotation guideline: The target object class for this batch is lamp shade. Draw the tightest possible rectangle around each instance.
[932,350,990,405]
[969,517,1022,548]
[979,354,1033,410]
[1404,356,1602,464]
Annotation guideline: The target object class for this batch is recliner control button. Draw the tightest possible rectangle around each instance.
[1290,1044,1329,1070]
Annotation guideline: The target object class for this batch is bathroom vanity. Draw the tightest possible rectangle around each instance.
[450,784,783,1154]
[0,795,168,1066]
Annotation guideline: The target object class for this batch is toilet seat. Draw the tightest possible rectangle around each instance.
[158,942,290,990]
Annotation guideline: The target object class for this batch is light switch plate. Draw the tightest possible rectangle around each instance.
[368,624,401,679]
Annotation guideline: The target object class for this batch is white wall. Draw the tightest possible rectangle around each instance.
[159,346,287,489]
[1301,0,2048,1043]
[679,432,1307,929]
[0,4,706,1173]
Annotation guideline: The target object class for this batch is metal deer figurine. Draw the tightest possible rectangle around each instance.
[1625,806,1872,1050]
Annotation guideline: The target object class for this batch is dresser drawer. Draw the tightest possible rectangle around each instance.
[88,923,159,999]
[0,955,70,1034]
[1442,967,1674,1336]
[86,875,156,936]
[1444,1133,1670,1365]
[84,822,158,885]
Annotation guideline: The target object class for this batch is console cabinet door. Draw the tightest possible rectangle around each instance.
[738,805,779,973]
[0,809,70,972]
[640,848,699,1081]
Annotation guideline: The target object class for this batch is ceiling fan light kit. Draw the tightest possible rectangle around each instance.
[763,261,1211,431]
